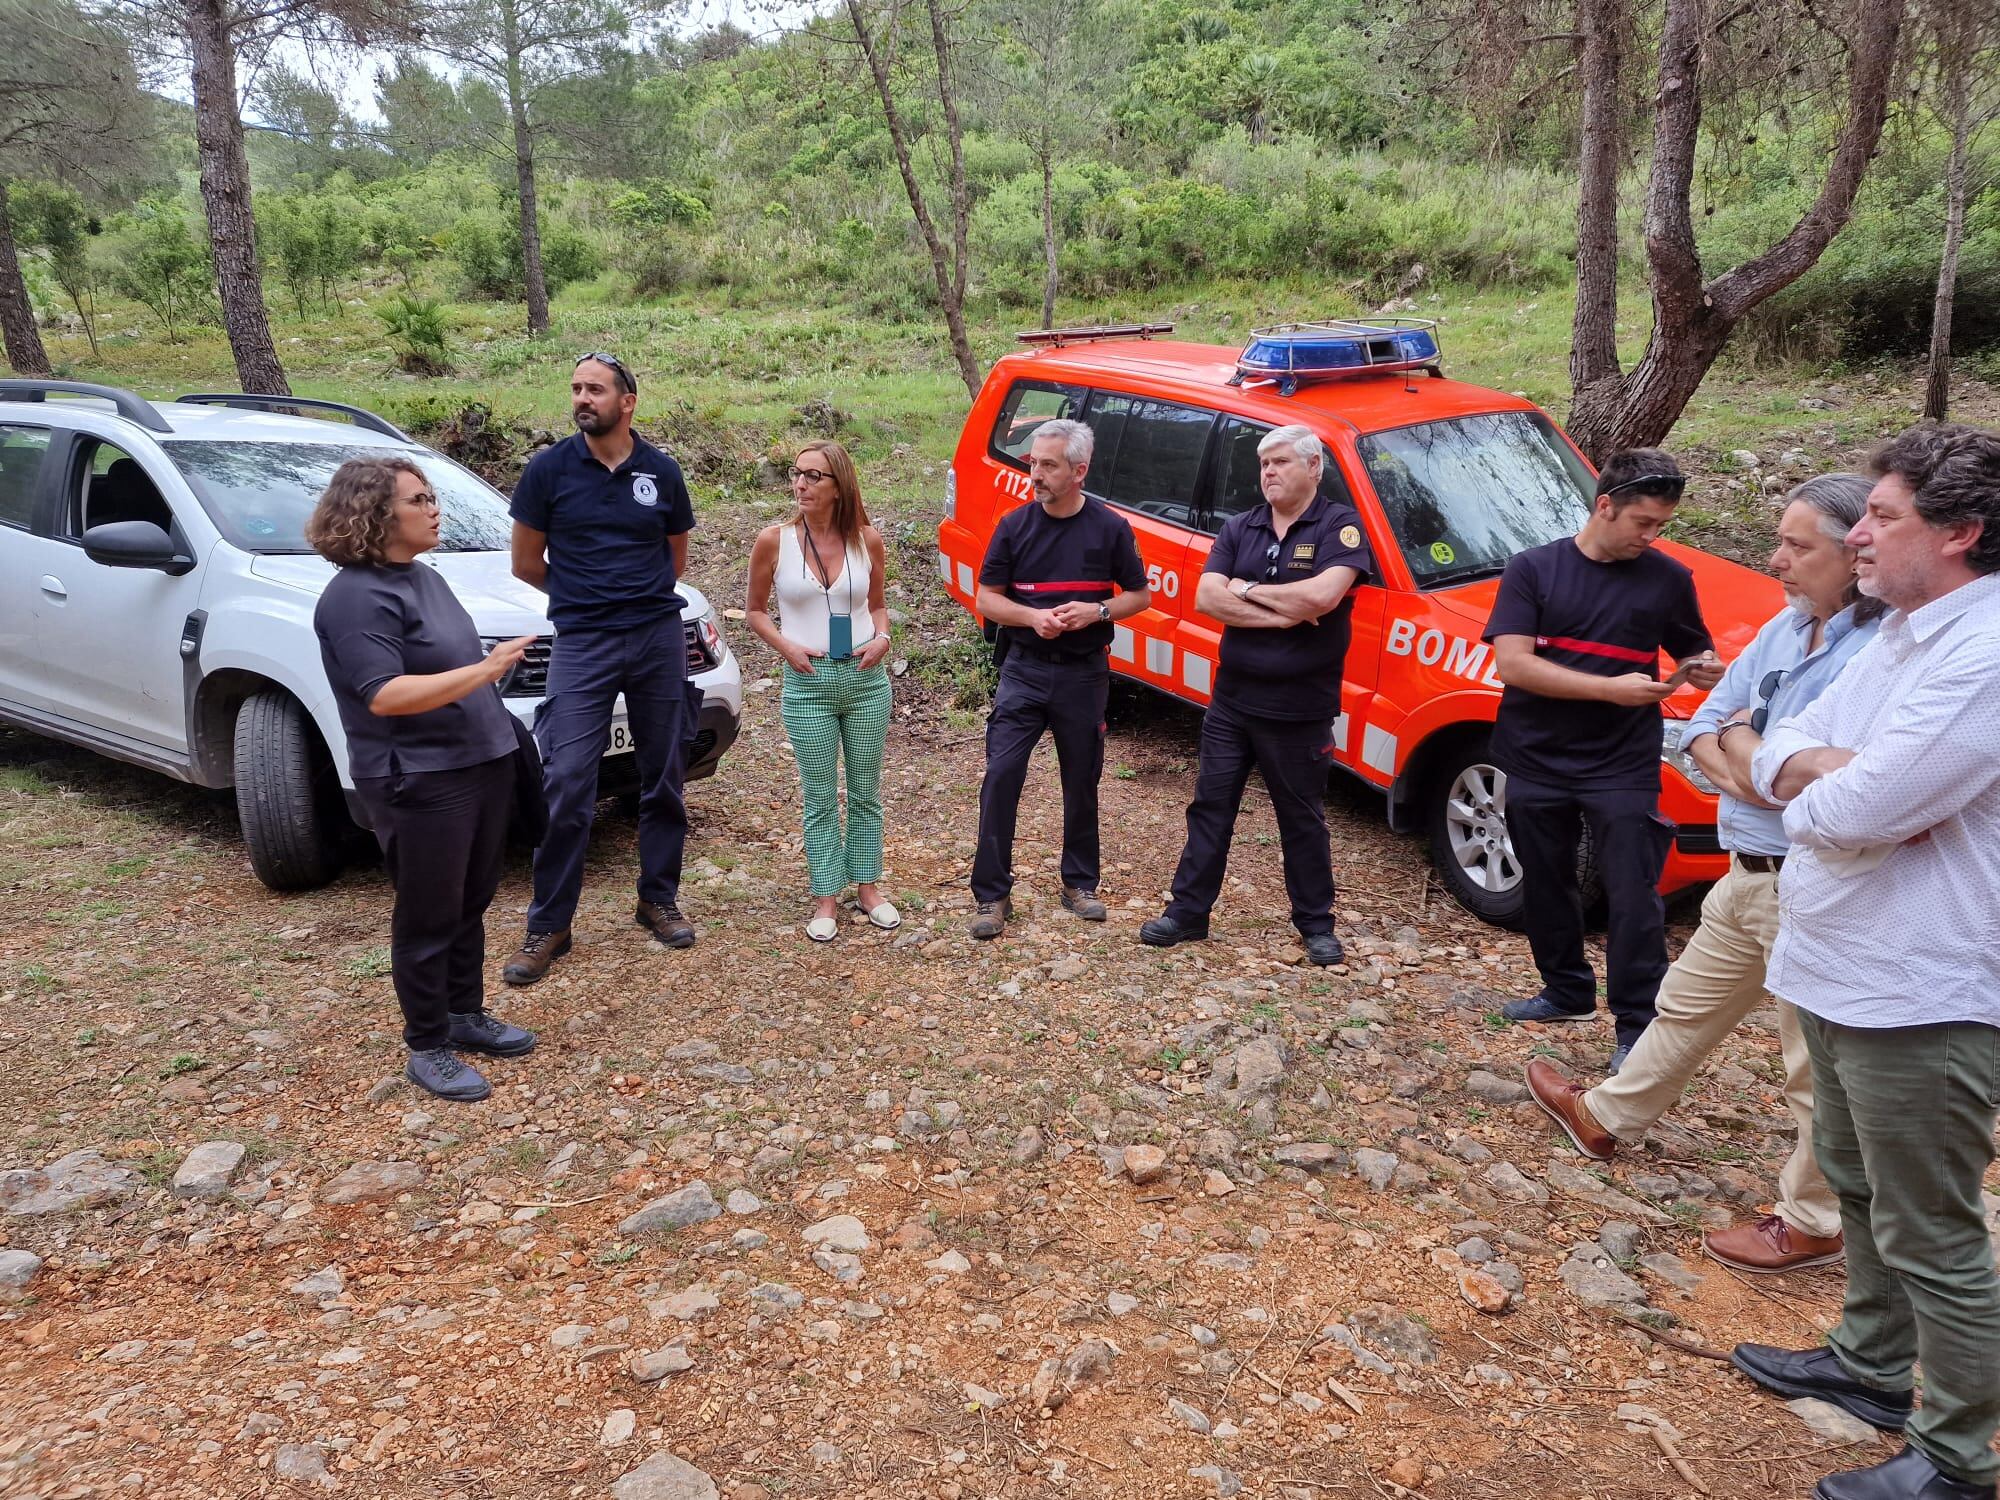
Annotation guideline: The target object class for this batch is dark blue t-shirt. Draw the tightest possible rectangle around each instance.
[1482,538,1712,789]
[979,497,1147,658]
[1204,490,1374,721]
[314,561,518,780]
[508,432,695,633]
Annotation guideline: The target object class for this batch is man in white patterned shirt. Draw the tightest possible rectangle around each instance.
[1731,424,2000,1500]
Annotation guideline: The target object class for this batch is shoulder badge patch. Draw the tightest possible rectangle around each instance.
[1339,524,1362,549]
[632,473,659,507]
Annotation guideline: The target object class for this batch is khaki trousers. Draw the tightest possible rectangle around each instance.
[1583,858,1841,1239]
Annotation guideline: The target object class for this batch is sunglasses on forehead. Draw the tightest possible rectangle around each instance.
[1600,473,1686,500]
[574,350,637,394]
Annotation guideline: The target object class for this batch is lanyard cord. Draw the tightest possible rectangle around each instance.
[799,517,853,615]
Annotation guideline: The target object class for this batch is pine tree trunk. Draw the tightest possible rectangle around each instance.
[1569,0,1624,403]
[186,0,289,395]
[1924,67,1973,422]
[0,180,51,377]
[501,0,550,337]
[1040,153,1058,330]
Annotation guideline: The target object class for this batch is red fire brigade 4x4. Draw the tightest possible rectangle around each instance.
[936,320,1778,928]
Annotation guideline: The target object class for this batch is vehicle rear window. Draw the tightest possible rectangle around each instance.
[1085,392,1212,528]
[1356,411,1593,587]
[1204,416,1356,535]
[987,381,1082,466]
[163,441,515,555]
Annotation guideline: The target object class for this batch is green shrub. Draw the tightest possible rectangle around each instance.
[377,293,453,375]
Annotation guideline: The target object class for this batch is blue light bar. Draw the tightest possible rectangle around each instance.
[1232,318,1441,394]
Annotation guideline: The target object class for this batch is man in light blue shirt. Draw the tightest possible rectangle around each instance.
[1526,474,1881,1274]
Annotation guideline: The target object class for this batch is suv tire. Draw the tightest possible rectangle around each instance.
[234,687,344,891]
[1425,733,1602,930]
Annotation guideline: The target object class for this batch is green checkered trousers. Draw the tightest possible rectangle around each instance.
[780,658,892,897]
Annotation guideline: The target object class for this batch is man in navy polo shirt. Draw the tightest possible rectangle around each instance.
[1141,423,1372,965]
[1481,448,1723,1070]
[502,353,700,984]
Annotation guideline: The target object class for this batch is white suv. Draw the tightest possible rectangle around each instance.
[0,381,743,890]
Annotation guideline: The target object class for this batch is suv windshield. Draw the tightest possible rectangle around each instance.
[163,441,514,555]
[1356,411,1594,587]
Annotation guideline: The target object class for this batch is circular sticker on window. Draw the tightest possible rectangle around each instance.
[1430,541,1456,565]
[1339,524,1361,549]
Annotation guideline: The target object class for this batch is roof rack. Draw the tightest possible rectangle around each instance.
[174,394,412,442]
[0,379,172,433]
[1015,322,1176,348]
[1230,318,1441,395]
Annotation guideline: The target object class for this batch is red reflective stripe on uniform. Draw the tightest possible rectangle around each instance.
[1535,634,1655,664]
[1014,580,1116,594]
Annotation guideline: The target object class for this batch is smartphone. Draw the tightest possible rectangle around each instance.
[1663,654,1710,689]
[826,613,854,661]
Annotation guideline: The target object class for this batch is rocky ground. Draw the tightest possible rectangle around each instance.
[4,491,1999,1500]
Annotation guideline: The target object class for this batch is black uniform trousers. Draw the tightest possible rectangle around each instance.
[1165,697,1336,937]
[354,753,516,1051]
[528,615,693,932]
[1504,776,1675,1048]
[972,649,1110,903]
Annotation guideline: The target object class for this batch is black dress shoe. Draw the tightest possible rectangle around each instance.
[1302,932,1345,966]
[1731,1343,1913,1431]
[1814,1446,1997,1500]
[1139,913,1208,947]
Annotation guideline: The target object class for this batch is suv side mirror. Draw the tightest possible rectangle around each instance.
[82,520,195,576]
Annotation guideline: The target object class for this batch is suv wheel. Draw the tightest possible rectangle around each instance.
[1425,734,1601,929]
[234,687,345,891]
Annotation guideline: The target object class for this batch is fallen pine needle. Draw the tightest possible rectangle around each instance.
[510,1194,607,1210]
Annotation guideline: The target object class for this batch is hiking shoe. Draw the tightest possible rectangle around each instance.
[1060,886,1107,922]
[502,929,571,986]
[406,1047,491,1103]
[1500,993,1596,1024]
[1139,913,1208,947]
[447,1011,538,1058]
[1302,932,1345,966]
[1607,1043,1633,1075]
[968,898,1012,940]
[636,901,696,949]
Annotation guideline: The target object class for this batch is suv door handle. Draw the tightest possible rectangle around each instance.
[38,575,66,600]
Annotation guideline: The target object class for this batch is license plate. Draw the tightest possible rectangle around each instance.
[606,720,636,756]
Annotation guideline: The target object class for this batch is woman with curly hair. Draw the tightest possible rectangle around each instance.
[308,456,539,1102]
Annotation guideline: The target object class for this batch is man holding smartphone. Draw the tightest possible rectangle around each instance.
[969,419,1150,939]
[1482,449,1722,1071]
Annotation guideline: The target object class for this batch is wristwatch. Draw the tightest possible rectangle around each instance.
[1233,579,1255,600]
[1097,602,1110,623]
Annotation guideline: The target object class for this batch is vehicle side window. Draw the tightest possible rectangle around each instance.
[0,424,51,530]
[1085,392,1211,527]
[1199,418,1359,536]
[64,440,175,539]
[987,381,1083,467]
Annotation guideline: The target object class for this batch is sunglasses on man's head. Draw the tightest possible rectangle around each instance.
[1600,474,1687,500]
[574,350,637,394]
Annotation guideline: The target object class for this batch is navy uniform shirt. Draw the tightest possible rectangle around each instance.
[508,432,696,633]
[979,497,1147,658]
[1204,490,1374,721]
[315,561,518,780]
[1481,538,1713,790]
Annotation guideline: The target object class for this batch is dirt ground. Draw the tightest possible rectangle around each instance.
[3,483,1998,1500]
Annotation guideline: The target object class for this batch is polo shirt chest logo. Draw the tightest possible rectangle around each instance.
[1291,542,1316,562]
[632,473,659,507]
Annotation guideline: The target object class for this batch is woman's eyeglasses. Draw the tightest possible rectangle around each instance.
[403,490,440,510]
[788,466,834,485]
[1751,667,1787,733]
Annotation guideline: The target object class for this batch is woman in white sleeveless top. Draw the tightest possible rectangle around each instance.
[745,442,897,941]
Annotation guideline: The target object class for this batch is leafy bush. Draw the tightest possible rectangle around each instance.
[449,208,603,301]
[377,293,452,375]
[96,199,213,341]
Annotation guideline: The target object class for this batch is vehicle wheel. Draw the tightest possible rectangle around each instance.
[234,688,345,891]
[1424,734,1604,930]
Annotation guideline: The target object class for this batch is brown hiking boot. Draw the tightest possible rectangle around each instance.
[968,897,1012,940]
[635,901,696,949]
[1060,886,1107,921]
[502,928,571,986]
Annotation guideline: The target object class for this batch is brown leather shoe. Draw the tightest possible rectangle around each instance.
[968,897,1011,940]
[1704,1214,1845,1274]
[502,928,571,986]
[635,902,696,949]
[1060,886,1107,921]
[1525,1059,1616,1161]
